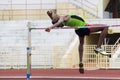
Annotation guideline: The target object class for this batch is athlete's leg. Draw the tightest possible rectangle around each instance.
[78,36,85,73]
[78,36,84,63]
[89,24,108,48]
[88,24,110,56]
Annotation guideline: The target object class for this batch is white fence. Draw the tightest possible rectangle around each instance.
[0,20,75,69]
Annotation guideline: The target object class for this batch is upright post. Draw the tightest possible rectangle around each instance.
[26,22,32,80]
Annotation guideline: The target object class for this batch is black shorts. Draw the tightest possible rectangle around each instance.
[75,28,90,37]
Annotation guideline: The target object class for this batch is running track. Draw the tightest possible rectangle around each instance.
[0,69,120,80]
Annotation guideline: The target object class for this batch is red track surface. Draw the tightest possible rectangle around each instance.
[0,69,120,80]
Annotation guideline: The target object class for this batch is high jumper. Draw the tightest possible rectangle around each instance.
[45,10,111,73]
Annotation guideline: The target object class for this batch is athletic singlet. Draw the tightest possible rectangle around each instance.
[62,15,86,30]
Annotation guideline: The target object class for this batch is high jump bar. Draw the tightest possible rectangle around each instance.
[29,24,120,30]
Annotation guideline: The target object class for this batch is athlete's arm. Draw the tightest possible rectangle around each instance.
[45,16,64,32]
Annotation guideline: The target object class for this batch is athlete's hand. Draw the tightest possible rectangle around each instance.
[45,27,51,32]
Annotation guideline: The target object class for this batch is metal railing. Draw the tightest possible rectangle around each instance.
[0,0,57,20]
[111,37,120,54]
[0,45,113,70]
[0,0,99,20]
[70,0,98,18]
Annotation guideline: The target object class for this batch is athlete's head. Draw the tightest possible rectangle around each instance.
[52,14,60,24]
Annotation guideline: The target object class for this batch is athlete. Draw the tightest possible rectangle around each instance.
[45,10,110,73]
